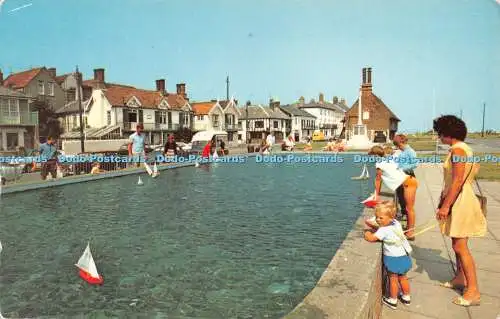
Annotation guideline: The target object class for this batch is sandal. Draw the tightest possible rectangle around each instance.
[439,281,465,291]
[452,296,480,307]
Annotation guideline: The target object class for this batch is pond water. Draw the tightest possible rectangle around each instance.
[0,154,372,318]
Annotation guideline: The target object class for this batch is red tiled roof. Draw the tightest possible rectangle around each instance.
[346,90,400,121]
[3,67,44,89]
[103,84,188,110]
[191,102,216,115]
[54,73,71,85]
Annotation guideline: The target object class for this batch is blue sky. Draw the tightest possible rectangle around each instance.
[0,0,499,132]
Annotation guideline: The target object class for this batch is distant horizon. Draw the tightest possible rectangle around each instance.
[1,0,498,132]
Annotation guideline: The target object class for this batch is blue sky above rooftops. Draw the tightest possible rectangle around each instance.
[0,0,499,132]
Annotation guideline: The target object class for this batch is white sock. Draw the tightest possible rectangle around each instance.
[401,294,411,301]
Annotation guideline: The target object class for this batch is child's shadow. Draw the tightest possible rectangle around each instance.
[409,245,455,282]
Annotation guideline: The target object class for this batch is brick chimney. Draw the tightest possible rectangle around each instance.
[319,93,324,103]
[176,83,187,99]
[333,96,339,104]
[0,69,3,86]
[156,79,166,93]
[94,68,105,83]
[47,68,56,78]
[269,98,280,110]
[361,67,372,93]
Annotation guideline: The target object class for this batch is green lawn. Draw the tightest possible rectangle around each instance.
[433,153,500,181]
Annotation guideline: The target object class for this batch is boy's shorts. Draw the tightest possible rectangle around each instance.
[384,255,412,274]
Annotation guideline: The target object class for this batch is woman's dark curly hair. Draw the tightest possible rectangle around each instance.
[433,115,467,141]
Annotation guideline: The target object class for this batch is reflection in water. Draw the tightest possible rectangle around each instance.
[0,155,371,318]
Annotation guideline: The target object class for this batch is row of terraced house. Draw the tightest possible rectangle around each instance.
[0,66,399,152]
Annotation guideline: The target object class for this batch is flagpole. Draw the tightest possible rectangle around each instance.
[76,66,85,153]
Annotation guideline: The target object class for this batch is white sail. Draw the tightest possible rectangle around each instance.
[75,243,99,278]
[57,166,64,179]
[364,165,370,178]
[153,163,158,174]
[143,162,153,175]
[137,176,143,185]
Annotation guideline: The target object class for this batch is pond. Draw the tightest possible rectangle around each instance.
[0,154,373,318]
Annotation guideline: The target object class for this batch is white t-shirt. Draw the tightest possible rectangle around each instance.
[266,135,274,146]
[374,220,412,257]
[375,161,408,191]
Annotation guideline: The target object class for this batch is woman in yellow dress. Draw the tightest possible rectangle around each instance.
[434,115,487,307]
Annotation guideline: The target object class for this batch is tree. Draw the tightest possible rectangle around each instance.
[32,100,63,141]
[174,127,193,143]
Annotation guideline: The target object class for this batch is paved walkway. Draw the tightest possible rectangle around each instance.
[382,165,500,319]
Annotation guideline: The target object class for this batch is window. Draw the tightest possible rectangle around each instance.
[38,81,44,95]
[363,111,370,120]
[107,111,112,125]
[127,110,138,122]
[273,121,279,128]
[255,121,264,128]
[1,99,20,119]
[48,82,55,96]
[6,133,18,150]
[197,115,204,120]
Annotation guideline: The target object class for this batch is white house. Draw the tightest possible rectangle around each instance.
[279,104,316,142]
[59,71,192,145]
[296,93,348,138]
[219,98,241,142]
[191,100,225,132]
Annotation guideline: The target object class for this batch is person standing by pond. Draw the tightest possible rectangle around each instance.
[434,115,486,307]
[393,134,418,238]
[368,145,418,240]
[164,134,178,157]
[128,123,146,168]
[39,136,59,180]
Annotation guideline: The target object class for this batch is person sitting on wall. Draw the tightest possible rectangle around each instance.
[219,139,226,156]
[260,138,270,155]
[303,137,313,152]
[283,135,295,151]
[336,139,346,152]
[90,162,106,174]
[323,138,336,151]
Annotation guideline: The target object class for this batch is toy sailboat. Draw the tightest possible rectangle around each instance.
[75,243,103,285]
[351,164,370,180]
[152,163,159,178]
[137,176,144,185]
[144,162,153,176]
[361,194,378,208]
